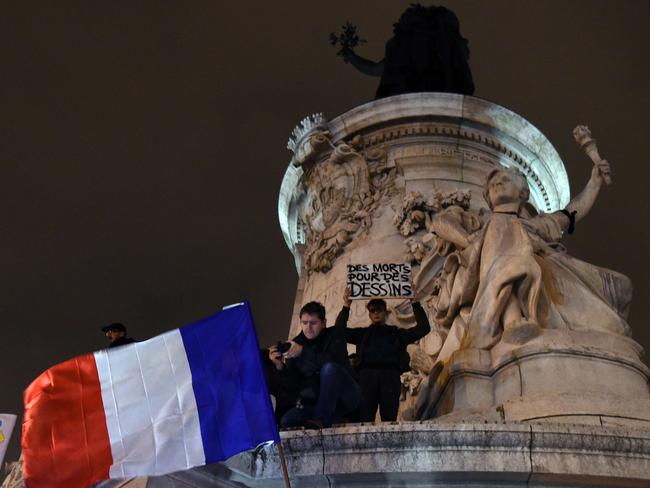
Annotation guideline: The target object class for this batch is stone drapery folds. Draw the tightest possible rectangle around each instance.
[428,203,633,357]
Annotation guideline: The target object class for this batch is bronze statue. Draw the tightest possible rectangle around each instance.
[331,4,475,99]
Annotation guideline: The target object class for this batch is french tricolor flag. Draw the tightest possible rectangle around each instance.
[22,302,278,488]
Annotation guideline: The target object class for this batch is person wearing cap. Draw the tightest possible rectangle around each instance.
[336,287,430,422]
[101,323,135,348]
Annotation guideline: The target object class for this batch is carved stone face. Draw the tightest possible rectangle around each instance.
[487,169,527,207]
[300,312,326,340]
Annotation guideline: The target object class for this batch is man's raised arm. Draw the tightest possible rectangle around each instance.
[335,286,365,345]
[399,301,431,344]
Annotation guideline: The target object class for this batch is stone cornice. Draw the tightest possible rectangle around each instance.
[327,93,569,212]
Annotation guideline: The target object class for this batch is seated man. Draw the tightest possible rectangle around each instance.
[336,288,430,422]
[269,301,360,429]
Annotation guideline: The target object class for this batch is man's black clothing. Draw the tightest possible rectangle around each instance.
[359,368,401,422]
[108,336,135,348]
[283,325,351,406]
[261,349,300,422]
[336,301,430,421]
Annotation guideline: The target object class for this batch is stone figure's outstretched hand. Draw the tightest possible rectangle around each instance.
[573,125,612,185]
[331,23,367,66]
[565,126,613,226]
[330,24,384,77]
[340,46,355,64]
[593,159,611,184]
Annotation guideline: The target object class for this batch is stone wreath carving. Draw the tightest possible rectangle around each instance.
[299,135,396,273]
[393,189,472,264]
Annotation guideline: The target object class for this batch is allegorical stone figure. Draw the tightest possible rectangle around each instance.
[333,4,475,99]
[429,158,632,364]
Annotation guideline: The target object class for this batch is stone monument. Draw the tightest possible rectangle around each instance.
[279,91,650,425]
[331,4,475,98]
[262,92,650,486]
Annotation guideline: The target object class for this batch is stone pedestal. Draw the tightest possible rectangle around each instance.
[418,330,650,428]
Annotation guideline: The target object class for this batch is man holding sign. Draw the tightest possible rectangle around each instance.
[336,275,430,422]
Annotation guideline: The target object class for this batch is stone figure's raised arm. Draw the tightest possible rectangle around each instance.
[330,22,383,77]
[564,126,612,225]
[564,159,611,225]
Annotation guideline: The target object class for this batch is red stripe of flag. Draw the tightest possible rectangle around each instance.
[23,353,113,488]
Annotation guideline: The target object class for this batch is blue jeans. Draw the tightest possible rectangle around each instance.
[281,362,360,428]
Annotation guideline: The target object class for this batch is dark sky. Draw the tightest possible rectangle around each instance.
[1,1,648,463]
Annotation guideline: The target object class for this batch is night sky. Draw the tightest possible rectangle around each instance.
[1,1,648,464]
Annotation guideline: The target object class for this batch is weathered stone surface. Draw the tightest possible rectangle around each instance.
[423,335,650,425]
[217,422,650,487]
[279,94,648,429]
[529,423,650,486]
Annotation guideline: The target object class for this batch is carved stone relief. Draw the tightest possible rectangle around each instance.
[392,189,471,263]
[281,96,648,428]
[287,113,330,168]
[299,135,396,273]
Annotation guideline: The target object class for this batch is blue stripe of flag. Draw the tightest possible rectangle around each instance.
[179,302,279,464]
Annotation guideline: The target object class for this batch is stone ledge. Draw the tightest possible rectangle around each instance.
[218,422,650,487]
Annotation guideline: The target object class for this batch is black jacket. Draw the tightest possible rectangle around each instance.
[282,325,351,404]
[336,302,430,372]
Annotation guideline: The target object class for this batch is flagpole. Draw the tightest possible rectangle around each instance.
[277,440,293,488]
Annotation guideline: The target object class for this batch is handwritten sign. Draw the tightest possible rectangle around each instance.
[347,263,413,299]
